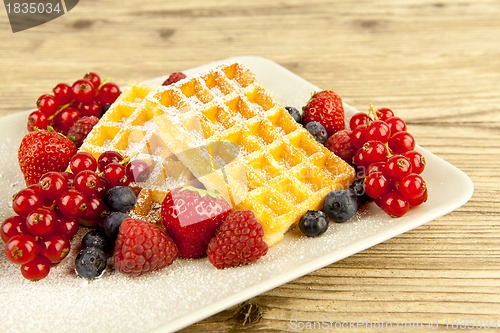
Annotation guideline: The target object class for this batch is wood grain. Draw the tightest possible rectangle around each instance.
[1,0,499,332]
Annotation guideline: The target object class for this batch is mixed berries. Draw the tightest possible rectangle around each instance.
[28,72,121,135]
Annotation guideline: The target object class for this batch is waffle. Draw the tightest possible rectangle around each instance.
[151,63,356,246]
[79,83,201,220]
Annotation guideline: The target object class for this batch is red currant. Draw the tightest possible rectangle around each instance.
[52,107,81,135]
[72,79,96,103]
[98,82,121,104]
[74,170,101,196]
[377,190,409,217]
[349,112,371,130]
[5,234,40,265]
[398,173,426,199]
[26,207,57,237]
[55,216,79,239]
[60,171,75,188]
[388,131,415,154]
[70,151,98,174]
[39,171,69,200]
[12,188,43,218]
[364,172,391,199]
[57,189,88,219]
[350,125,367,149]
[83,72,101,90]
[126,160,151,183]
[103,162,129,186]
[365,120,391,143]
[384,155,412,181]
[52,83,74,105]
[40,234,71,264]
[376,107,394,120]
[27,110,49,131]
[354,140,388,170]
[36,94,59,116]
[408,187,428,207]
[366,161,386,175]
[80,99,103,118]
[98,151,123,171]
[403,150,426,174]
[385,116,407,134]
[79,195,105,226]
[21,255,51,281]
[1,216,27,243]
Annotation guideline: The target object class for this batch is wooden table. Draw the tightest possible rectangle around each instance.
[1,1,499,332]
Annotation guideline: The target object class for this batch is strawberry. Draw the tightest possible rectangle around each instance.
[160,186,231,259]
[302,90,345,136]
[114,218,178,277]
[18,127,77,186]
[207,210,268,269]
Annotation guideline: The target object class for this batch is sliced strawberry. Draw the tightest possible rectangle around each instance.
[303,90,345,136]
[160,186,231,259]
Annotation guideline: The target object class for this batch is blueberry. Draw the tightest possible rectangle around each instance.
[350,178,371,204]
[299,210,329,237]
[285,106,302,123]
[323,189,358,223]
[81,229,112,255]
[102,104,111,114]
[75,247,107,279]
[102,211,130,241]
[305,121,328,144]
[103,186,136,212]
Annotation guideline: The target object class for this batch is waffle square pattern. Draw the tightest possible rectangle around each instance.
[81,62,356,246]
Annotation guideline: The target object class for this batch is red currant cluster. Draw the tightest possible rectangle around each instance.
[27,72,121,134]
[1,150,151,280]
[349,107,428,217]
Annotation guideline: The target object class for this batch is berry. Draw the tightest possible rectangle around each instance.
[67,116,99,147]
[75,247,107,279]
[57,189,88,219]
[21,256,51,281]
[36,94,59,116]
[52,107,81,135]
[349,112,371,130]
[40,234,70,264]
[324,129,356,164]
[385,116,407,134]
[27,110,49,131]
[388,131,415,154]
[52,83,73,105]
[74,170,101,196]
[79,99,103,118]
[384,155,412,181]
[377,190,409,217]
[79,195,105,226]
[81,229,112,255]
[403,150,426,174]
[25,207,57,237]
[18,128,77,185]
[353,140,388,170]
[55,216,79,239]
[12,188,43,217]
[162,72,187,86]
[350,125,367,149]
[408,187,428,207]
[398,173,426,199]
[103,186,136,213]
[323,189,358,223]
[103,162,129,186]
[161,186,232,259]
[365,120,391,143]
[1,216,27,243]
[72,79,96,103]
[305,121,328,144]
[207,210,268,269]
[126,160,151,183]
[376,107,394,120]
[83,72,101,90]
[39,171,68,200]
[303,90,345,136]
[69,151,98,174]
[98,151,123,171]
[102,211,130,241]
[98,82,121,104]
[5,234,40,265]
[364,172,391,199]
[285,106,302,123]
[114,218,178,277]
[350,178,370,204]
[298,210,329,237]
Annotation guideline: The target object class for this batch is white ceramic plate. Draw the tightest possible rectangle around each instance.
[0,56,473,333]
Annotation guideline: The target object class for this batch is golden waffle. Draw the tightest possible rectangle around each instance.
[152,63,356,246]
[79,83,201,220]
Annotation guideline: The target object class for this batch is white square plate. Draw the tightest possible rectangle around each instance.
[0,56,473,333]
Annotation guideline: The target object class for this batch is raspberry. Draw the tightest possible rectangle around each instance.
[114,218,178,276]
[324,129,356,165]
[67,116,99,147]
[207,210,268,269]
[162,72,187,86]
